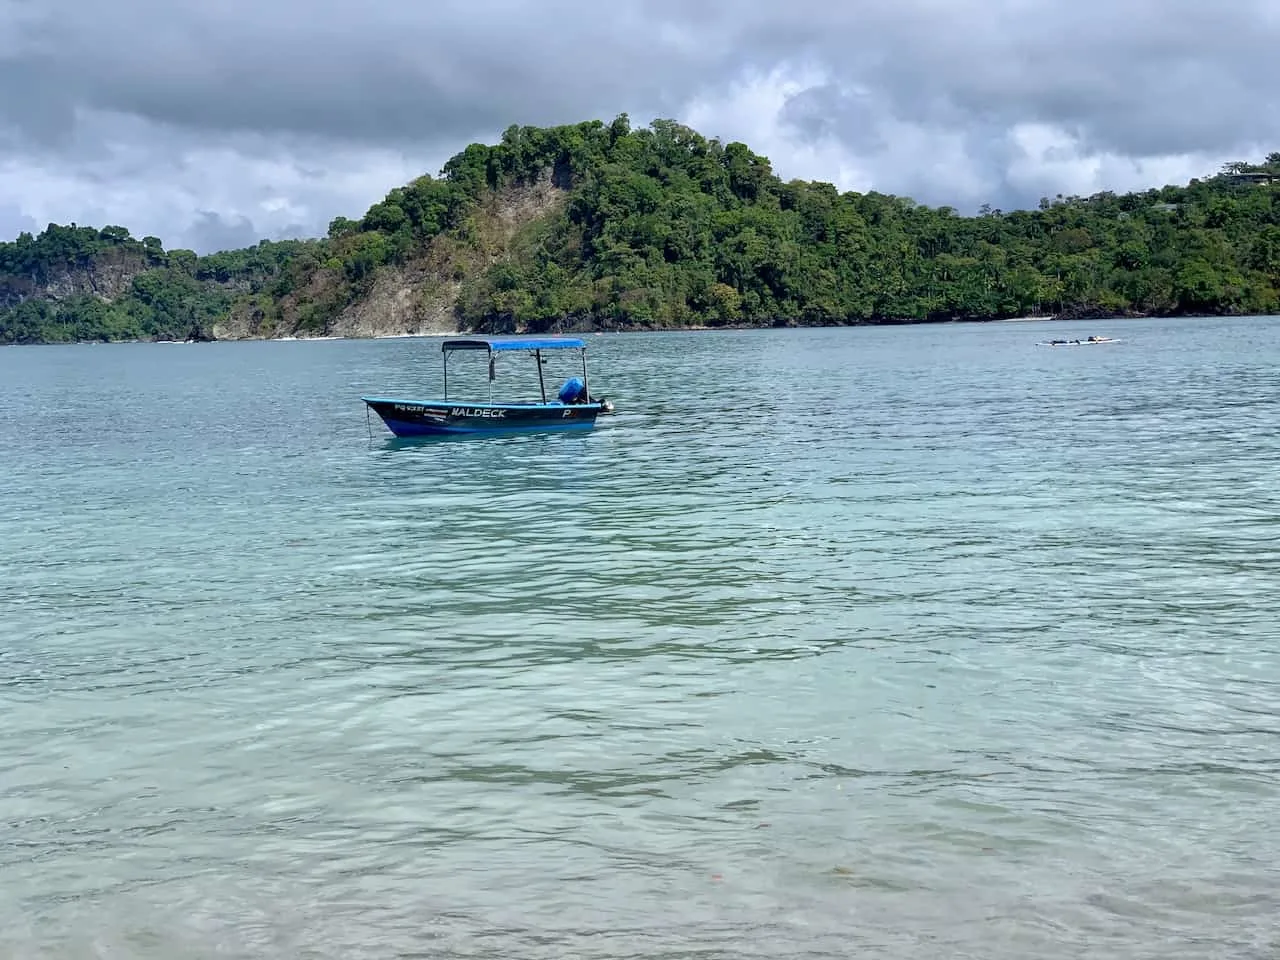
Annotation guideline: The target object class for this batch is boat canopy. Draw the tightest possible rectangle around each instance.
[442,336,587,353]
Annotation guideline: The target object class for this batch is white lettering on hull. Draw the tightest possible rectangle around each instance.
[450,407,507,419]
[390,403,507,419]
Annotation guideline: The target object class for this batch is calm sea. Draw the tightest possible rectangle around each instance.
[1,317,1277,959]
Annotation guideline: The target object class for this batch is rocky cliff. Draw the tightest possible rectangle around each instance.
[0,245,152,310]
[211,170,567,340]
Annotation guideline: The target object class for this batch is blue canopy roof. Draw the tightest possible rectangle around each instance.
[442,336,586,353]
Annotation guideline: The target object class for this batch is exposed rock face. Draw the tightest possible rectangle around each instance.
[209,299,275,340]
[211,171,567,340]
[325,267,463,339]
[0,248,150,309]
[6,168,571,342]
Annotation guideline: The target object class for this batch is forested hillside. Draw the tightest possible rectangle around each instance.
[3,116,1279,343]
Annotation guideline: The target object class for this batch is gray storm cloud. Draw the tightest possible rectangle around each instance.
[1,0,1278,251]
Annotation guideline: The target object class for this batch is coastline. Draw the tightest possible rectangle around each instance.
[1,308,1269,347]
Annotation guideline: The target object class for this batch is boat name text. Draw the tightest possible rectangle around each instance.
[450,407,507,418]
[391,403,507,419]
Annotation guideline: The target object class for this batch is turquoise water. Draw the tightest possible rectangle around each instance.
[1,317,1278,958]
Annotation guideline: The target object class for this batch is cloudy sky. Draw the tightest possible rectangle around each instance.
[2,0,1278,253]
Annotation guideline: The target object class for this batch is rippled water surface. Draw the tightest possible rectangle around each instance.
[2,317,1279,958]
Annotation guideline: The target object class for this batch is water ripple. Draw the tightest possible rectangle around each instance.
[2,319,1279,958]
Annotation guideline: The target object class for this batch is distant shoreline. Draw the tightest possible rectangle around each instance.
[3,310,1267,346]
[7,123,1279,350]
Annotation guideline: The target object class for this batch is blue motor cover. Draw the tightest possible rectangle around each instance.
[558,377,587,403]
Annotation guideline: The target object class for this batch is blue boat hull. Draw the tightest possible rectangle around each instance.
[362,397,603,437]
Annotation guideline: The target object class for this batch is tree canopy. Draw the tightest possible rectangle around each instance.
[3,117,1279,343]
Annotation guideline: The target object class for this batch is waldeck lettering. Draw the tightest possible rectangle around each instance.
[450,407,506,418]
[390,403,504,419]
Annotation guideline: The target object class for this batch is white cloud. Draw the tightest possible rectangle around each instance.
[1,0,1278,250]
[678,64,870,190]
[1005,122,1248,203]
[0,109,444,250]
[679,64,996,209]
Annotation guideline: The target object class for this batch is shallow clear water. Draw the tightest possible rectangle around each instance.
[1,316,1278,958]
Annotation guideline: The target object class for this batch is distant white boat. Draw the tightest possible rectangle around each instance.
[1037,336,1121,347]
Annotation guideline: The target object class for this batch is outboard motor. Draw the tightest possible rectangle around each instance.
[558,377,587,404]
